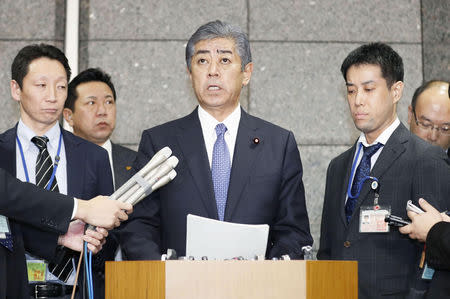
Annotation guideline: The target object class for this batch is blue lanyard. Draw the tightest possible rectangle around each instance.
[346,143,379,199]
[16,133,62,190]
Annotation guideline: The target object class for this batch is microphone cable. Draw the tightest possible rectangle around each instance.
[83,241,94,299]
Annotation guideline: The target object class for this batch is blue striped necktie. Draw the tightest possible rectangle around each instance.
[345,142,382,223]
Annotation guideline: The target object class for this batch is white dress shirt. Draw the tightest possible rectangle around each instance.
[102,139,115,189]
[16,120,68,195]
[16,120,77,284]
[198,104,241,168]
[346,117,400,203]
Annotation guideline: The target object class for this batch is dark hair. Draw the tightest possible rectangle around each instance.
[186,20,251,72]
[11,43,71,88]
[411,80,450,111]
[340,42,403,88]
[65,68,117,111]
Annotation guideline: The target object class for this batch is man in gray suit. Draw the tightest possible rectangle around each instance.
[318,43,450,298]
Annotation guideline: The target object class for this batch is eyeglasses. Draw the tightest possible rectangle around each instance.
[413,111,450,136]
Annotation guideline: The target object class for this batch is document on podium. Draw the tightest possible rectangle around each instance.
[186,214,269,260]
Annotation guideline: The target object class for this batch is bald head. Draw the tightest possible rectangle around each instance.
[408,80,450,150]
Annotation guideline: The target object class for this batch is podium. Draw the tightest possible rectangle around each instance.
[105,260,357,299]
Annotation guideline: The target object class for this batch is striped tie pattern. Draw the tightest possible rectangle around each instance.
[32,136,59,192]
[345,142,382,223]
[211,123,231,221]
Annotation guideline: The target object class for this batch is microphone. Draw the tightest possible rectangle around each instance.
[86,147,178,231]
[110,147,172,201]
[124,157,179,205]
[129,170,177,206]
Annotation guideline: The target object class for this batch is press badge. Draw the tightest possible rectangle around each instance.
[0,215,11,238]
[359,205,390,233]
[27,260,47,282]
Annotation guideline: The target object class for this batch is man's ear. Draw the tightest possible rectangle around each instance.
[10,80,21,102]
[242,62,253,86]
[187,66,192,80]
[407,105,414,126]
[391,81,404,104]
[63,108,74,127]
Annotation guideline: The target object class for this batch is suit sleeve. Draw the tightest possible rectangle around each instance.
[268,131,313,259]
[0,168,72,233]
[426,222,450,270]
[411,148,450,212]
[120,130,162,260]
[317,161,334,260]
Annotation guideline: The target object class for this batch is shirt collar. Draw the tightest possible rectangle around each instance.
[17,119,61,151]
[102,139,112,154]
[357,117,400,147]
[198,104,241,136]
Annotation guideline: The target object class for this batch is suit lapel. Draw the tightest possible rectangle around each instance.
[0,125,18,176]
[224,109,263,220]
[353,123,408,216]
[371,124,408,179]
[340,146,357,227]
[176,110,218,219]
[62,129,84,197]
[111,143,123,189]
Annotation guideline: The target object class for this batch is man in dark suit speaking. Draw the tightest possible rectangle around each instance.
[121,20,313,260]
[317,43,450,298]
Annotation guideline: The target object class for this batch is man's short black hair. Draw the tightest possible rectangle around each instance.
[411,80,450,111]
[340,42,404,88]
[65,68,117,111]
[11,43,71,88]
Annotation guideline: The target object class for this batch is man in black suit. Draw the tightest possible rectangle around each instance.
[63,68,136,191]
[317,43,450,298]
[121,20,313,260]
[0,44,114,298]
[407,80,449,156]
[400,199,450,298]
[0,167,132,299]
[63,67,137,296]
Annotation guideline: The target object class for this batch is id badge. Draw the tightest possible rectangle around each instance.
[421,263,435,280]
[359,205,390,233]
[0,215,11,239]
[27,260,47,282]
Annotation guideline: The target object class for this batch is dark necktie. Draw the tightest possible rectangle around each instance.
[0,231,13,251]
[211,123,231,221]
[32,136,59,192]
[345,142,383,223]
[31,136,73,281]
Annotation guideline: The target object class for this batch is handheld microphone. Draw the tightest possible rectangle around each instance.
[125,157,179,205]
[129,170,177,206]
[110,147,172,201]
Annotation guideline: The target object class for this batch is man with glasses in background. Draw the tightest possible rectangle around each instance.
[408,80,450,156]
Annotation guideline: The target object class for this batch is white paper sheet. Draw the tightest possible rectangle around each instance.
[186,214,269,260]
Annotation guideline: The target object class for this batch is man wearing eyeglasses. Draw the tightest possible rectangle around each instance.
[408,80,450,156]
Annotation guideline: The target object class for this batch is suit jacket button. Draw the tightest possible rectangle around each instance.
[344,241,351,248]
